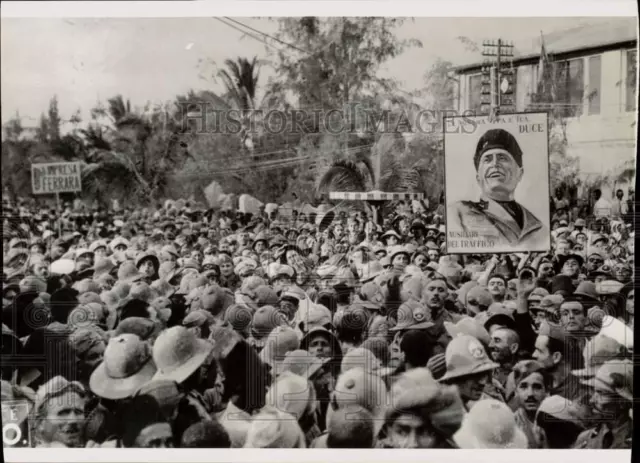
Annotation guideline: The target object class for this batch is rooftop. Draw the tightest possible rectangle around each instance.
[455,17,638,72]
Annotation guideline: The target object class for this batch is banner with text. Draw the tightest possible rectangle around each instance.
[444,112,551,254]
[31,162,82,195]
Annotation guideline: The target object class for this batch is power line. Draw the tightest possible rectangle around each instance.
[213,17,280,53]
[223,17,311,55]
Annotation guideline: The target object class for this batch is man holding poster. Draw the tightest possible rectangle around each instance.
[445,113,551,254]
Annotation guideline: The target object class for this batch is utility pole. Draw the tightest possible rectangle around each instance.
[481,39,516,118]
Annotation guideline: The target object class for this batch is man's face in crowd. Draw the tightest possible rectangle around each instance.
[135,423,174,448]
[427,250,439,262]
[616,190,624,200]
[39,392,87,447]
[555,240,569,256]
[285,250,300,267]
[516,372,547,413]
[94,247,108,259]
[398,220,409,235]
[254,241,266,254]
[593,274,608,284]
[115,244,127,253]
[456,371,491,402]
[593,240,607,253]
[538,262,555,280]
[488,277,506,299]
[392,253,409,269]
[388,413,437,449]
[414,254,428,270]
[388,338,404,369]
[586,254,604,272]
[576,234,587,246]
[333,224,344,238]
[476,149,523,200]
[561,257,581,278]
[311,366,335,399]
[279,298,298,321]
[530,309,549,331]
[627,290,634,316]
[80,341,106,378]
[220,261,233,277]
[614,264,632,283]
[348,220,359,234]
[77,253,93,267]
[33,261,51,279]
[307,333,332,358]
[489,328,518,364]
[532,335,559,370]
[422,280,448,310]
[560,302,587,332]
[139,259,156,278]
[191,251,203,265]
[559,302,586,332]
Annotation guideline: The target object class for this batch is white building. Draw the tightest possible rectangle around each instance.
[453,18,637,194]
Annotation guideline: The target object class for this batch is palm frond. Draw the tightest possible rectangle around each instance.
[317,160,368,193]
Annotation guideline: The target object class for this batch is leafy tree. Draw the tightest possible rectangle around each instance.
[47,96,62,141]
[421,58,458,112]
[270,18,422,111]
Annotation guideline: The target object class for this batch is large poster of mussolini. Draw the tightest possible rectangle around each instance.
[444,112,551,254]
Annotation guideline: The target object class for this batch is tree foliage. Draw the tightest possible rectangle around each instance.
[2,18,459,211]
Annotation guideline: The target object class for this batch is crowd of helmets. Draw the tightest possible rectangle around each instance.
[1,197,634,449]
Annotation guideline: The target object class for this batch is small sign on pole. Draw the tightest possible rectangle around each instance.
[31,162,82,195]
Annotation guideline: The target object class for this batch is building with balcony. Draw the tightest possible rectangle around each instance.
[453,18,637,196]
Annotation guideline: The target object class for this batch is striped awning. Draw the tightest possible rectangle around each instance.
[329,190,424,201]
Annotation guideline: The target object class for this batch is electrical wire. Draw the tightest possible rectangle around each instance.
[222,17,312,55]
[213,17,281,53]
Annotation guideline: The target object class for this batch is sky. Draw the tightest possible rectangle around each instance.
[0,16,603,130]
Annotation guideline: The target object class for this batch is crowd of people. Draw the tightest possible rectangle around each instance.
[1,194,634,449]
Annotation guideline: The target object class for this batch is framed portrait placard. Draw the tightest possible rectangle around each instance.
[444,112,551,254]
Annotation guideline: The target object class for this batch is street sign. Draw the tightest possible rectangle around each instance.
[31,162,82,195]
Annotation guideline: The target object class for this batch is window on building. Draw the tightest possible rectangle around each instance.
[587,55,601,115]
[554,58,584,117]
[626,49,637,112]
[468,74,483,115]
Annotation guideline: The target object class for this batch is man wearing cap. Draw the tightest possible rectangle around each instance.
[152,326,215,428]
[573,360,632,449]
[438,335,501,410]
[447,128,548,249]
[33,377,88,447]
[378,368,464,448]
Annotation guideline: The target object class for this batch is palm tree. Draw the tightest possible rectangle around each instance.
[316,131,432,223]
[317,132,426,193]
[317,152,376,193]
[79,96,193,205]
[219,57,260,111]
